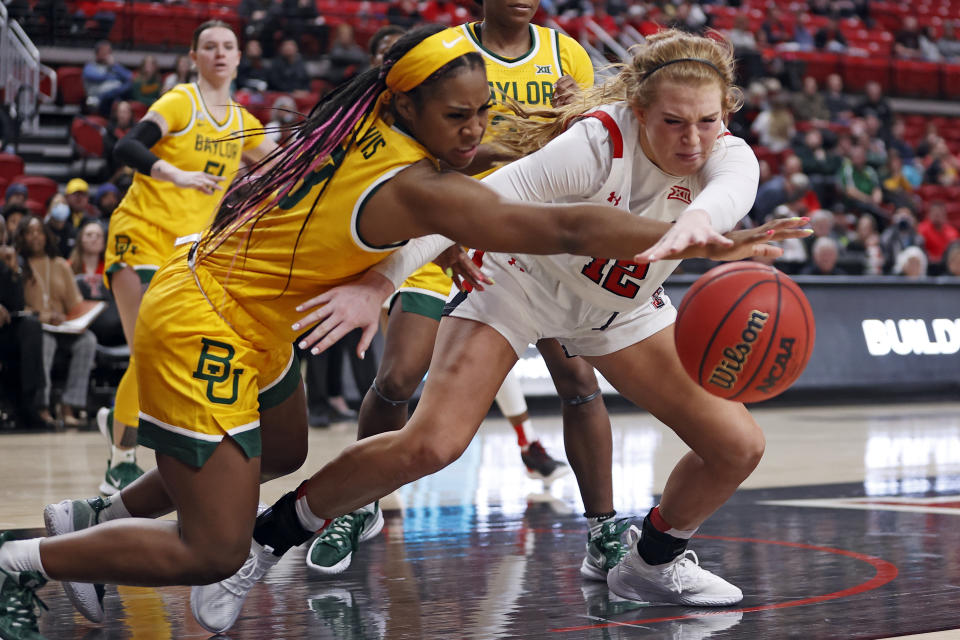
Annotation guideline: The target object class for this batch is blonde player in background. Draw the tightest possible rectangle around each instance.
[304,0,624,581]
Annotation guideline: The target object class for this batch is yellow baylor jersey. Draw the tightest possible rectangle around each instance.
[459,21,594,115]
[195,114,434,344]
[396,21,595,300]
[112,83,265,238]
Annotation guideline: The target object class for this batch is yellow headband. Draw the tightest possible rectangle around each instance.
[385,28,477,93]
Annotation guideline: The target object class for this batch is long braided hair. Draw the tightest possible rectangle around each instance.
[200,25,483,267]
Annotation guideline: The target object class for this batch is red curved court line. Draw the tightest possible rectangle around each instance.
[551,534,899,633]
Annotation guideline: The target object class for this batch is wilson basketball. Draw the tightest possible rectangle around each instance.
[674,262,815,403]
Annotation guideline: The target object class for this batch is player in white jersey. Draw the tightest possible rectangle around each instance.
[185,29,812,628]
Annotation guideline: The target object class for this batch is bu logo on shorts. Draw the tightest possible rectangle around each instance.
[192,338,244,404]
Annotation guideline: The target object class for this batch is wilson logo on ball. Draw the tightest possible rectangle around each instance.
[708,310,769,390]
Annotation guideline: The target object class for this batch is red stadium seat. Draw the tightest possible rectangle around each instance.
[893,60,942,98]
[786,51,841,84]
[943,64,960,99]
[841,56,891,93]
[12,176,59,209]
[71,116,108,176]
[57,66,85,105]
[128,101,148,122]
[0,153,24,183]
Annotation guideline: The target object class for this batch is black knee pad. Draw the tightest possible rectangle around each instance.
[253,488,313,556]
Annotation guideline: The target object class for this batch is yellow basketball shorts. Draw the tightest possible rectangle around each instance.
[104,212,177,287]
[388,262,452,321]
[134,254,301,468]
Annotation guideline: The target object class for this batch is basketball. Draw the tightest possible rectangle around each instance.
[674,262,815,403]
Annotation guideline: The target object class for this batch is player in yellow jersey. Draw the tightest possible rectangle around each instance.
[11,25,798,636]
[95,20,277,498]
[303,1,620,578]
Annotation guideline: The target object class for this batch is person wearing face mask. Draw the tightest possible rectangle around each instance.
[880,207,925,274]
[46,197,76,259]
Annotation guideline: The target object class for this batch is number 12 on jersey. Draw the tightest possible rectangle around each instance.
[581,258,649,298]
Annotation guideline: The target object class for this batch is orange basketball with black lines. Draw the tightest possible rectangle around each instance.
[674,262,815,403]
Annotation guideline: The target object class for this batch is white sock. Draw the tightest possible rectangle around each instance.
[99,493,131,522]
[587,513,617,537]
[0,538,48,578]
[295,493,330,533]
[110,446,136,467]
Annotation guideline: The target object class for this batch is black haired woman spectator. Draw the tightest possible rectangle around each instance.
[15,215,97,428]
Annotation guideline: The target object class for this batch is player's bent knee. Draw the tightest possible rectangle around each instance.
[404,434,469,477]
[373,374,418,405]
[186,544,251,584]
[714,430,765,478]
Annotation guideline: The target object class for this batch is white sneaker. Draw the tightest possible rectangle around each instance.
[607,530,742,606]
[190,540,280,634]
[43,497,110,622]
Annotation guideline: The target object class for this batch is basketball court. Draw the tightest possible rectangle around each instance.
[4,399,960,639]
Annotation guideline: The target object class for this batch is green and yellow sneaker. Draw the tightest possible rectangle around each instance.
[306,502,383,575]
[0,534,48,640]
[97,408,144,496]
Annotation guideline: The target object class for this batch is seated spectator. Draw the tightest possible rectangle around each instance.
[800,236,846,275]
[814,18,848,52]
[281,0,330,53]
[45,196,75,259]
[791,77,830,124]
[791,10,815,50]
[131,55,161,106]
[845,214,886,275]
[66,178,100,228]
[368,25,406,67]
[5,183,28,208]
[937,21,960,62]
[0,223,49,429]
[323,23,369,85]
[894,245,928,278]
[15,215,97,428]
[894,15,924,60]
[804,208,845,251]
[884,117,916,162]
[83,40,133,116]
[881,150,919,210]
[837,145,889,223]
[881,207,925,272]
[70,221,124,347]
[726,15,763,84]
[268,38,310,94]
[760,6,791,46]
[751,155,808,222]
[237,39,270,93]
[944,240,960,276]
[767,206,809,271]
[855,115,888,169]
[162,54,194,94]
[854,81,893,128]
[266,95,300,145]
[94,183,120,220]
[919,25,942,62]
[239,0,283,56]
[751,90,795,153]
[924,139,960,187]
[823,73,853,124]
[3,204,28,241]
[917,201,960,273]
[105,100,136,167]
[387,0,422,27]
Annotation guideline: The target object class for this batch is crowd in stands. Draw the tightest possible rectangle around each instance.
[4,0,960,431]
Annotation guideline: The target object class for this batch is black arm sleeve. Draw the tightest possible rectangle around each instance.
[113,120,164,176]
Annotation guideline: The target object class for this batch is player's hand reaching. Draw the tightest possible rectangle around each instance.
[171,168,225,195]
[552,74,580,107]
[634,209,731,263]
[432,245,493,292]
[291,270,395,358]
[634,214,812,263]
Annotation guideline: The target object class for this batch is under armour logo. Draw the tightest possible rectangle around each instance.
[607,191,622,206]
[507,257,526,273]
[536,64,552,74]
[667,186,691,204]
[442,36,464,48]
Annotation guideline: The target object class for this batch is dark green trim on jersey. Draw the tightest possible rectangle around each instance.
[258,352,302,411]
[554,30,564,76]
[354,180,408,250]
[105,262,156,286]
[467,22,537,64]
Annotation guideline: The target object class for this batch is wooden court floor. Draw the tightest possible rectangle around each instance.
[4,400,960,639]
